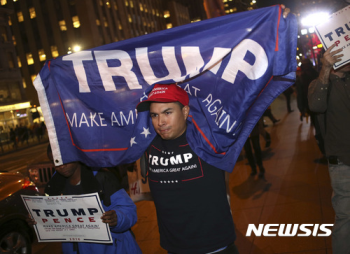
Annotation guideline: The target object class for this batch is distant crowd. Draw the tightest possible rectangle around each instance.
[8,122,47,148]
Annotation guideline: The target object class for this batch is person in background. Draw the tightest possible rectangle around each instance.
[244,118,266,177]
[308,43,350,254]
[263,106,280,126]
[283,85,294,113]
[297,59,318,124]
[10,128,17,149]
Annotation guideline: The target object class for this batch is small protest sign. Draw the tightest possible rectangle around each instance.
[315,6,350,69]
[21,193,112,243]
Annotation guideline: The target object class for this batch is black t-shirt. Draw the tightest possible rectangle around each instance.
[145,132,236,254]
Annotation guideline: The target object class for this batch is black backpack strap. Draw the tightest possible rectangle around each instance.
[94,169,122,207]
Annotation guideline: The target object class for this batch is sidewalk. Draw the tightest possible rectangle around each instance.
[132,94,333,253]
[0,134,49,156]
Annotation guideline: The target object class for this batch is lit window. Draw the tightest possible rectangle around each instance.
[308,27,315,33]
[99,0,103,6]
[51,46,59,58]
[17,11,24,22]
[144,5,148,13]
[106,1,110,8]
[128,14,132,23]
[103,17,108,27]
[26,53,34,65]
[12,35,16,45]
[225,10,229,13]
[125,0,128,6]
[152,9,155,15]
[8,17,12,25]
[59,20,67,31]
[139,3,143,11]
[114,2,117,10]
[164,10,170,18]
[1,0,7,5]
[38,49,46,61]
[96,19,100,26]
[22,78,26,88]
[7,52,14,68]
[31,75,36,83]
[72,16,80,28]
[17,56,21,67]
[130,0,133,8]
[118,23,122,30]
[1,27,7,42]
[29,7,36,19]
[301,29,307,35]
[166,23,172,29]
[156,10,159,17]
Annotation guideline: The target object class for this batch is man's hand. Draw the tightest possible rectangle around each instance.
[322,43,344,69]
[281,4,290,18]
[101,210,118,227]
[26,214,37,226]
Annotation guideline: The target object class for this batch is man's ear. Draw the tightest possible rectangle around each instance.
[182,105,190,119]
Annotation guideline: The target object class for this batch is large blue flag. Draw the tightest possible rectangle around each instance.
[34,5,297,172]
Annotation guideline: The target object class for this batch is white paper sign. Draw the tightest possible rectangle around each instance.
[21,193,112,243]
[315,6,350,69]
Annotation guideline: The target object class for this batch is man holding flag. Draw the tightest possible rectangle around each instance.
[136,83,237,253]
[33,4,296,252]
[131,5,292,251]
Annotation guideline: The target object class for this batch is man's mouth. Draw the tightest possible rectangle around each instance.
[159,128,170,133]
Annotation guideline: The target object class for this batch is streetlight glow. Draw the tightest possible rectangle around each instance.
[73,45,81,52]
[301,12,330,27]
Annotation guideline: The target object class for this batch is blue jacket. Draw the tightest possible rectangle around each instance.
[45,166,142,254]
[61,189,141,254]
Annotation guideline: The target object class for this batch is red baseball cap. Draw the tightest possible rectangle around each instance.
[136,83,189,112]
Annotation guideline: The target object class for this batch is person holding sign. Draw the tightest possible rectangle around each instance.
[308,44,350,254]
[28,145,142,254]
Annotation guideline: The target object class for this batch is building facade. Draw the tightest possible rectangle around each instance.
[0,0,209,107]
[222,0,256,15]
[0,7,32,140]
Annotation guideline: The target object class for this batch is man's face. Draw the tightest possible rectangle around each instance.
[150,102,189,140]
[55,162,80,178]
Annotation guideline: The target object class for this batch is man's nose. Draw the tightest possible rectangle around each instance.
[158,115,165,126]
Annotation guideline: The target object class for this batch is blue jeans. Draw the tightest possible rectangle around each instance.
[328,161,350,254]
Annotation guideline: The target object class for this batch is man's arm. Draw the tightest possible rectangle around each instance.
[308,44,343,113]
